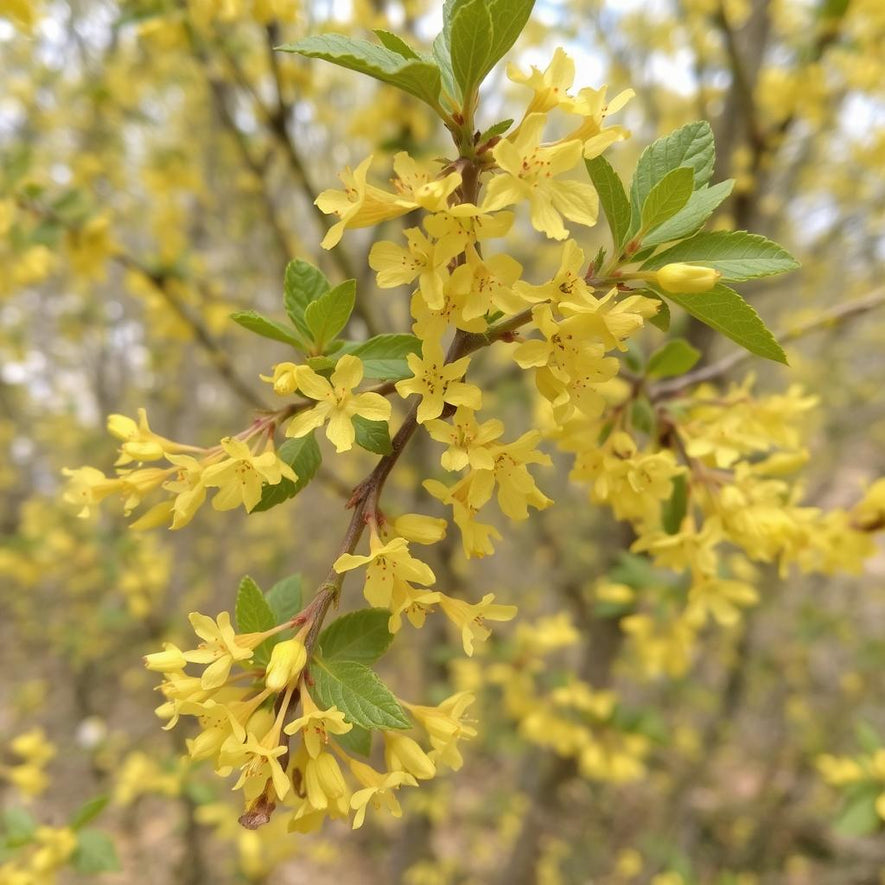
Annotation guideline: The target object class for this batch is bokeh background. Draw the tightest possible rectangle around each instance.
[2,0,885,882]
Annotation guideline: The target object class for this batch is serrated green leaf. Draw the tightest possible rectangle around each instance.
[834,785,881,837]
[73,830,120,874]
[640,166,694,235]
[485,0,535,80]
[278,35,443,110]
[230,311,304,349]
[304,279,356,351]
[479,118,514,143]
[334,723,373,756]
[70,795,109,830]
[252,432,322,513]
[660,283,787,364]
[641,230,799,281]
[661,474,688,534]
[339,333,422,380]
[646,339,701,379]
[284,259,330,342]
[630,122,715,236]
[433,10,458,104]
[235,576,274,634]
[372,30,420,59]
[353,415,393,455]
[450,0,493,99]
[642,179,734,247]
[319,608,394,663]
[311,658,410,729]
[265,574,303,625]
[585,154,631,250]
[236,576,276,667]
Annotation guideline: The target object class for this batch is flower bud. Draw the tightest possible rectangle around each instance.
[144,643,187,673]
[264,637,307,692]
[655,262,720,293]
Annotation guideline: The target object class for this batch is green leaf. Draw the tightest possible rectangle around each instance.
[284,259,331,341]
[834,784,881,837]
[304,279,356,351]
[661,474,688,535]
[372,30,420,59]
[585,154,631,250]
[335,723,373,756]
[319,608,394,663]
[450,0,493,98]
[642,179,734,247]
[641,230,800,281]
[73,830,120,874]
[236,576,276,667]
[70,795,109,830]
[485,0,535,80]
[478,118,514,144]
[630,397,655,435]
[230,310,303,349]
[660,283,787,364]
[647,295,671,332]
[630,121,715,235]
[265,574,303,625]
[640,166,694,235]
[278,35,443,110]
[646,339,701,379]
[340,333,422,380]
[311,658,410,730]
[2,808,36,846]
[432,13,458,104]
[353,416,393,455]
[251,433,322,513]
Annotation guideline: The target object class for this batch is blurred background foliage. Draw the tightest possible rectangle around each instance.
[1,0,885,882]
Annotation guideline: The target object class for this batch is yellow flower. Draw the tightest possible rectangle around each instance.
[390,151,462,211]
[260,361,303,397]
[507,46,577,116]
[182,610,265,690]
[264,637,307,692]
[655,263,721,293]
[334,532,435,609]
[369,227,464,311]
[285,355,391,453]
[425,407,504,471]
[284,692,352,757]
[108,407,182,465]
[315,155,411,248]
[482,114,598,240]
[437,592,518,656]
[348,759,417,829]
[405,692,477,771]
[202,437,296,512]
[395,340,481,423]
[383,732,436,780]
[303,751,349,810]
[423,473,502,559]
[61,466,125,518]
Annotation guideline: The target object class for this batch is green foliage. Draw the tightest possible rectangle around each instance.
[339,333,422,380]
[2,808,35,848]
[235,575,275,666]
[642,179,734,247]
[334,723,373,757]
[277,34,443,112]
[353,415,394,455]
[586,154,632,250]
[834,783,882,837]
[229,310,304,349]
[69,795,109,830]
[660,284,788,364]
[629,121,715,236]
[311,658,410,730]
[646,339,701,378]
[639,166,694,234]
[265,574,303,625]
[641,230,800,280]
[72,829,120,874]
[450,0,494,101]
[319,609,394,663]
[284,258,331,342]
[252,433,322,513]
[661,474,689,535]
[304,279,356,351]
